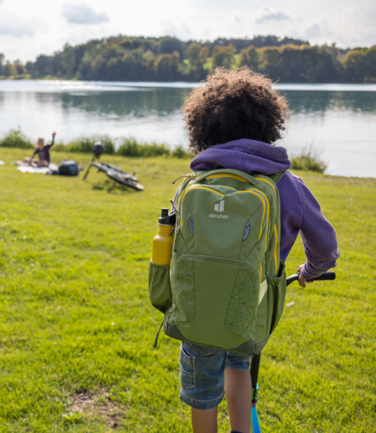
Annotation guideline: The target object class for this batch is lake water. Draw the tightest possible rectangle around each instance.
[1,80,376,177]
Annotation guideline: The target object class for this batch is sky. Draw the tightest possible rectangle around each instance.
[0,0,375,62]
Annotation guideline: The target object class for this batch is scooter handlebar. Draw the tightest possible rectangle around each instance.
[286,271,336,286]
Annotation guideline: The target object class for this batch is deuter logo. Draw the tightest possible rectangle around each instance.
[214,200,225,212]
[209,199,229,219]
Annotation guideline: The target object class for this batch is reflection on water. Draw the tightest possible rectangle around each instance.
[58,88,191,117]
[284,90,376,114]
[0,81,375,177]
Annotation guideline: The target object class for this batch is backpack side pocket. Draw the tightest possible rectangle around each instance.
[267,262,286,334]
[148,261,172,314]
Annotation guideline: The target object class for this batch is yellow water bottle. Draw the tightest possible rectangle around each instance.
[152,208,176,265]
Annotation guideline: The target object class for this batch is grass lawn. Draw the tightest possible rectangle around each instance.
[0,148,375,432]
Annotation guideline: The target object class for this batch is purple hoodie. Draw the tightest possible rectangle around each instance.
[190,139,339,280]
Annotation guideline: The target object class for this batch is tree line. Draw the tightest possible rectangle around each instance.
[1,35,375,83]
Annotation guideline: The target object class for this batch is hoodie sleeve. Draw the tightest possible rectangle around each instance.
[296,177,340,280]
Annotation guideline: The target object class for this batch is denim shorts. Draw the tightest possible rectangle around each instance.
[179,341,251,410]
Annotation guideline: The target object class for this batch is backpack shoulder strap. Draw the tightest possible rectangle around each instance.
[252,171,286,192]
[268,171,286,185]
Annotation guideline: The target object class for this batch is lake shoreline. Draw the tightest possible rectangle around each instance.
[1,147,375,179]
[1,80,375,177]
[2,76,376,89]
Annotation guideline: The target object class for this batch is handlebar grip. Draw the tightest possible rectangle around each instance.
[307,271,336,282]
[286,274,299,286]
[286,271,336,286]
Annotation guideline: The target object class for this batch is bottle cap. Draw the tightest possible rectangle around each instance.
[159,208,176,226]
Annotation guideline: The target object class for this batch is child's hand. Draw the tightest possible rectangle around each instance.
[296,264,313,288]
[52,131,57,137]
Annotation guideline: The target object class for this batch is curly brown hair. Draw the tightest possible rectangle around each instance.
[182,67,289,153]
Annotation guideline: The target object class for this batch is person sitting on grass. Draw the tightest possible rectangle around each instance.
[25,131,56,167]
[176,67,339,433]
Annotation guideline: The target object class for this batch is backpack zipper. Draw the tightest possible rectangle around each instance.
[250,189,270,250]
[177,185,267,284]
[235,189,266,241]
[176,253,260,270]
[178,185,267,240]
[255,177,279,273]
[178,185,225,225]
[206,173,248,182]
[254,177,276,194]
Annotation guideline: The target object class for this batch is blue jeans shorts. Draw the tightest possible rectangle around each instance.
[179,341,251,410]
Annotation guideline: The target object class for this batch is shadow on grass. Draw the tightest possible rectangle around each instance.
[90,180,134,195]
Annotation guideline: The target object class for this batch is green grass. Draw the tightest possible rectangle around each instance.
[290,152,327,174]
[0,129,34,150]
[0,129,191,159]
[0,148,375,432]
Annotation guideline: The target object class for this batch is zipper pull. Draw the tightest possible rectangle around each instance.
[172,173,196,184]
[175,224,181,233]
[172,175,188,184]
[169,304,176,313]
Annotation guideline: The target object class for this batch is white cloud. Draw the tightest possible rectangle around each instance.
[305,23,321,39]
[255,7,292,24]
[0,11,39,37]
[300,8,373,46]
[160,20,194,40]
[62,3,110,25]
[233,12,241,23]
[0,0,375,62]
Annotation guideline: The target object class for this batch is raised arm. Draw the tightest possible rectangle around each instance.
[49,131,57,148]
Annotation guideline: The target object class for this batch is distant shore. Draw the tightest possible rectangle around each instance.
[1,74,376,84]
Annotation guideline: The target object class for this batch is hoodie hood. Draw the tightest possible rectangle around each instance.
[190,138,291,175]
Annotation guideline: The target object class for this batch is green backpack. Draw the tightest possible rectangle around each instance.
[148,168,286,355]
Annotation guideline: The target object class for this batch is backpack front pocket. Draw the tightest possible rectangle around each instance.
[148,261,172,314]
[170,254,260,349]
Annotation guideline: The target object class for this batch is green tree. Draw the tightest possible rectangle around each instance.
[61,44,76,75]
[155,51,181,81]
[239,46,259,71]
[364,46,376,82]
[5,34,374,83]
[34,55,51,75]
[14,60,27,75]
[0,53,4,75]
[159,37,184,58]
[142,50,157,70]
[311,45,341,83]
[342,49,366,83]
[186,42,209,78]
[212,44,236,69]
[4,61,17,76]
[258,46,281,76]
[25,61,34,74]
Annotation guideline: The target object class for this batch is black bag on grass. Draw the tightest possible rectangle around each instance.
[59,160,79,176]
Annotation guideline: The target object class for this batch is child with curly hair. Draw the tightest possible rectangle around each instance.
[177,67,339,433]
